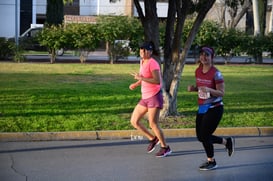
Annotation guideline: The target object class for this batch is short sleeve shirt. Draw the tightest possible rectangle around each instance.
[195,65,224,105]
[140,58,161,99]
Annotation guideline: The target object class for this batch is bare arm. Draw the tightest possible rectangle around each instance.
[131,70,161,84]
[209,83,225,97]
[198,83,225,97]
[187,85,198,92]
[129,80,141,90]
[187,83,225,97]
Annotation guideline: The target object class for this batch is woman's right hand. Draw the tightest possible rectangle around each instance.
[129,83,136,90]
[187,85,195,92]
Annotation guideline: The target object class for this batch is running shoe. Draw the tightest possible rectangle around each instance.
[199,160,218,171]
[155,146,172,157]
[226,137,235,156]
[147,137,159,153]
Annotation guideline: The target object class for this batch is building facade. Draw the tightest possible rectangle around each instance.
[0,0,272,38]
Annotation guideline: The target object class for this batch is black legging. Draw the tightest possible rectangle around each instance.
[196,106,224,158]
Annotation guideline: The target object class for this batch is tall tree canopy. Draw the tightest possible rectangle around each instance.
[46,0,73,26]
[46,0,64,26]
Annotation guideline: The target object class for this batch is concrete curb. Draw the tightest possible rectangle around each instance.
[0,127,272,142]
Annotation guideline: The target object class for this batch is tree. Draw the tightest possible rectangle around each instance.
[134,0,216,118]
[217,28,245,62]
[38,25,65,63]
[219,0,252,29]
[46,0,64,26]
[46,0,74,26]
[97,16,142,64]
[255,0,268,63]
[64,23,100,63]
[134,0,161,61]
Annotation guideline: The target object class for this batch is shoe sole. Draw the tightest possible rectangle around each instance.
[156,150,172,158]
[147,140,160,153]
[229,137,235,157]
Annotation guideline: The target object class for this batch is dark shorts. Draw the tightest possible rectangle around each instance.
[138,91,163,109]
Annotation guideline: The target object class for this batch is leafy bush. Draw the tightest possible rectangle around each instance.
[36,16,142,64]
[239,34,268,63]
[12,48,25,62]
[63,23,100,63]
[38,25,65,63]
[264,32,273,58]
[112,41,130,61]
[182,20,221,48]
[0,37,15,59]
[216,28,245,62]
[97,16,143,63]
[181,20,272,63]
[0,37,25,62]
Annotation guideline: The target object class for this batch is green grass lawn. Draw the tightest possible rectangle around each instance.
[0,63,272,132]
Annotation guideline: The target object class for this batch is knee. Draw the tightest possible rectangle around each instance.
[130,119,137,128]
[197,135,203,142]
[196,133,207,143]
[149,121,158,130]
[131,118,141,129]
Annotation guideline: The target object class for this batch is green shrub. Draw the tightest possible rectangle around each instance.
[216,28,245,62]
[112,41,130,61]
[13,48,25,62]
[264,32,273,58]
[0,37,15,59]
[63,23,100,63]
[38,25,65,63]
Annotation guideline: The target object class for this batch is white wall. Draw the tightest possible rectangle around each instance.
[80,0,126,16]
[133,2,168,18]
[1,0,256,38]
[96,0,126,15]
[0,0,19,38]
[80,0,97,15]
[207,1,246,30]
[36,0,46,14]
[0,0,45,38]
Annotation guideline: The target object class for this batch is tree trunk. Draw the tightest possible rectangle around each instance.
[161,0,188,117]
[231,0,252,28]
[50,48,56,64]
[80,50,88,63]
[46,0,64,26]
[134,0,216,119]
[253,0,267,63]
[221,5,227,28]
[161,0,216,118]
[134,0,161,64]
[106,41,114,64]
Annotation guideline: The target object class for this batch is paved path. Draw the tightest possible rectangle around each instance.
[23,52,273,64]
[1,136,272,181]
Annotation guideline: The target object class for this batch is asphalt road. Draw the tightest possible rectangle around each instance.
[0,136,272,181]
[22,52,273,64]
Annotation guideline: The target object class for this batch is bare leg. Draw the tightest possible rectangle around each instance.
[147,107,167,148]
[130,104,155,140]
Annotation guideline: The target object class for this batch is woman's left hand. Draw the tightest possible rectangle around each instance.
[131,72,142,80]
[198,86,211,93]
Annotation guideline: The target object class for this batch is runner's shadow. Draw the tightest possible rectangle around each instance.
[1,137,272,155]
[0,137,195,154]
[169,144,273,157]
[217,162,273,170]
